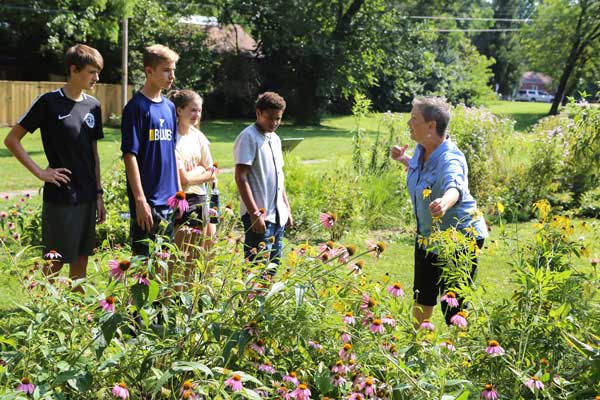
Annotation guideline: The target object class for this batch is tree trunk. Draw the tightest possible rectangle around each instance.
[549,43,580,115]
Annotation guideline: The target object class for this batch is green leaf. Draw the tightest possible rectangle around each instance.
[265,281,286,300]
[455,390,471,400]
[241,388,263,400]
[295,284,306,309]
[170,361,213,376]
[68,371,92,392]
[147,280,160,304]
[0,335,17,348]
[131,283,149,309]
[152,370,173,395]
[101,313,122,343]
[314,362,334,395]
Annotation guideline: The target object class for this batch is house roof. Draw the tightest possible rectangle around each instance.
[204,24,257,54]
[521,71,552,85]
[179,15,257,54]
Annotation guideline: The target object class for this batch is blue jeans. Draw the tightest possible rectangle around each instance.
[241,213,285,265]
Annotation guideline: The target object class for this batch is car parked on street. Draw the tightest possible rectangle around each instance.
[515,89,554,103]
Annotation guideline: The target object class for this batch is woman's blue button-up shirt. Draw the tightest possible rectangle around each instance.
[407,139,488,241]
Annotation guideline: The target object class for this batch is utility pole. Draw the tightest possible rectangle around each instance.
[121,17,129,110]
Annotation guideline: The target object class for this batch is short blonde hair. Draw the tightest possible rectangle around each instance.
[412,97,451,137]
[143,44,179,69]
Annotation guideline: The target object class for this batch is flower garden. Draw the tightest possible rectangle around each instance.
[1,101,600,399]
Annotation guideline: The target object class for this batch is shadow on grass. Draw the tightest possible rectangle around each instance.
[105,119,353,144]
[0,148,44,158]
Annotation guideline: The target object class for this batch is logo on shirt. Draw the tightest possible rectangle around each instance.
[149,117,172,141]
[83,113,95,128]
[58,114,71,120]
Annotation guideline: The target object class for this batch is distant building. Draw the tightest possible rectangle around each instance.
[520,71,553,93]
[179,15,258,54]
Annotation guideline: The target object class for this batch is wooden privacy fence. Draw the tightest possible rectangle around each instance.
[0,80,133,127]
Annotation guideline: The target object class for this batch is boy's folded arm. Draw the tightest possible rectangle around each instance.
[4,124,71,186]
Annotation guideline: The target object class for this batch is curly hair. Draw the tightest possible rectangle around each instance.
[255,92,286,112]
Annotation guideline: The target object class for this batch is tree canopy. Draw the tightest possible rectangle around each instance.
[1,0,598,121]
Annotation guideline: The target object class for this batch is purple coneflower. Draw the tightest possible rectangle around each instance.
[348,393,365,400]
[441,291,459,308]
[308,340,323,350]
[439,340,456,351]
[224,374,243,391]
[0,211,7,219]
[155,250,169,260]
[209,207,218,217]
[342,311,356,325]
[331,360,350,374]
[333,374,346,386]
[348,259,365,275]
[108,259,131,280]
[250,339,266,355]
[387,282,404,297]
[319,212,336,229]
[370,319,385,334]
[339,343,353,359]
[360,293,376,311]
[99,296,116,313]
[16,377,35,395]
[258,361,276,374]
[291,383,311,400]
[360,377,377,397]
[243,320,259,336]
[366,240,387,257]
[485,340,505,356]
[480,383,498,399]
[450,311,468,328]
[167,192,190,217]
[44,250,62,260]
[276,385,291,399]
[283,371,299,385]
[382,315,396,326]
[419,319,435,331]
[525,376,544,391]
[134,271,150,286]
[111,382,129,399]
[340,332,352,343]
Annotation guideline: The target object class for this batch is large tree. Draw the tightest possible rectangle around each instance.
[474,0,535,96]
[226,0,392,124]
[522,0,600,114]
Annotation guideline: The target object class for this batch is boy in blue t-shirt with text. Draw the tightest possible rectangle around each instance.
[121,44,180,256]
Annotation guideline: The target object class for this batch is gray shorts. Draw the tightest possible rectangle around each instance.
[42,202,96,263]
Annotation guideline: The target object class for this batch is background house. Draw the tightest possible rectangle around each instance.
[520,71,553,93]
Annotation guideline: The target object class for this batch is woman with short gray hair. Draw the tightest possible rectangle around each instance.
[391,97,488,327]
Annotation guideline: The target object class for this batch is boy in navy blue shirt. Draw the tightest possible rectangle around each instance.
[121,44,180,256]
[4,44,105,289]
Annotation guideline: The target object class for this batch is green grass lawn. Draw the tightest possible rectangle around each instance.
[0,101,547,193]
[485,100,552,131]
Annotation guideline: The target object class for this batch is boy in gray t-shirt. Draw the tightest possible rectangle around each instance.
[233,92,293,267]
